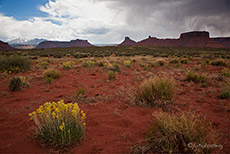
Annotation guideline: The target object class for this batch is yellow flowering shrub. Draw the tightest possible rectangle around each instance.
[81,61,96,67]
[63,61,74,70]
[123,60,132,67]
[29,100,86,147]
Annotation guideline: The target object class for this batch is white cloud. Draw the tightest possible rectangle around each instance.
[0,0,127,43]
[0,0,229,44]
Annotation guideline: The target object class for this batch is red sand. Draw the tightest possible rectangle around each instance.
[0,57,229,153]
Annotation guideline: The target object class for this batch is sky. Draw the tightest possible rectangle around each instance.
[0,0,229,44]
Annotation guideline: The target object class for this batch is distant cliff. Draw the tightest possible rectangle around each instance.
[119,31,229,48]
[0,40,14,50]
[36,39,94,49]
[118,37,137,46]
[212,37,230,48]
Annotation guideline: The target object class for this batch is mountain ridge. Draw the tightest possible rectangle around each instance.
[119,31,229,48]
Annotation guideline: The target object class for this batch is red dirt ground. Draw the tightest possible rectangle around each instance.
[0,57,229,153]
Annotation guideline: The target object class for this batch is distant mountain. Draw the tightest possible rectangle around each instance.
[119,31,229,48]
[36,39,94,49]
[10,44,37,49]
[0,40,14,50]
[9,38,47,45]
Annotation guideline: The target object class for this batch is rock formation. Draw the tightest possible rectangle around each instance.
[212,37,230,48]
[0,40,14,50]
[119,37,137,46]
[36,39,94,49]
[119,31,229,48]
[177,31,224,48]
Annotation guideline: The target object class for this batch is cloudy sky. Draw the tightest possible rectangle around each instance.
[0,0,229,44]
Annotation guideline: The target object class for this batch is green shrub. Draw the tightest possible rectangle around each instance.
[113,63,120,72]
[29,100,86,147]
[45,76,53,84]
[139,63,145,67]
[108,71,116,80]
[44,68,61,82]
[219,86,230,99]
[76,88,86,97]
[0,56,30,73]
[180,58,189,64]
[136,77,175,107]
[194,65,201,71]
[155,60,165,66]
[147,112,217,153]
[186,71,206,83]
[150,62,155,67]
[9,77,22,91]
[205,59,211,64]
[41,62,49,69]
[211,59,227,66]
[169,58,180,64]
[222,68,230,77]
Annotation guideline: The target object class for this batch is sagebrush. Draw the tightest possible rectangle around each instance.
[147,112,217,153]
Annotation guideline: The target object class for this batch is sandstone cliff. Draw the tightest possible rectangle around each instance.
[36,39,94,49]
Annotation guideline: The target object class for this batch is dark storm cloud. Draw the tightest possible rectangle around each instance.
[98,0,230,38]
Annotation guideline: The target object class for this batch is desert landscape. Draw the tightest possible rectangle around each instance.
[0,0,230,153]
[0,38,229,153]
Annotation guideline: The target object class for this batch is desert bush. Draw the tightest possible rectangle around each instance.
[41,62,49,69]
[113,63,120,72]
[155,60,165,66]
[29,100,86,147]
[63,61,74,70]
[139,63,145,67]
[81,61,96,67]
[108,71,116,80]
[136,77,175,107]
[45,76,53,84]
[36,58,50,69]
[211,59,227,66]
[205,59,211,64]
[97,61,108,67]
[0,56,30,73]
[180,58,189,64]
[150,62,155,67]
[123,60,132,67]
[147,112,217,153]
[44,68,61,82]
[106,63,120,72]
[186,70,206,83]
[9,77,22,91]
[194,65,201,71]
[188,56,192,60]
[169,58,180,64]
[222,68,230,77]
[76,88,85,97]
[219,85,230,99]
